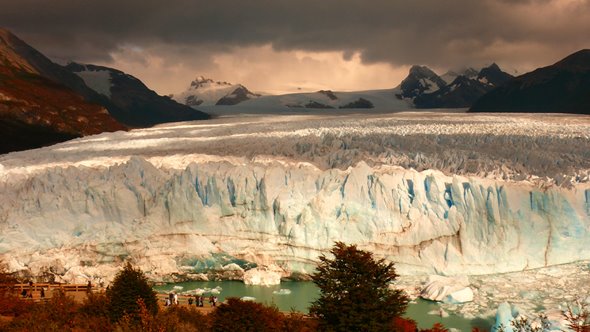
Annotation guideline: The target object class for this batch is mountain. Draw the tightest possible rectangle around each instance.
[398,65,447,99]
[414,75,491,108]
[173,76,260,106]
[414,64,514,108]
[470,50,590,114]
[66,63,210,127]
[195,88,413,116]
[476,63,513,87]
[176,64,513,114]
[0,29,123,114]
[0,28,125,154]
[398,63,513,108]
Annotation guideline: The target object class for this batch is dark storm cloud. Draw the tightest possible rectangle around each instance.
[2,0,590,69]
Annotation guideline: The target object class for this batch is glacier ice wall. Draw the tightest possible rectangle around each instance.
[0,157,588,282]
[0,113,588,283]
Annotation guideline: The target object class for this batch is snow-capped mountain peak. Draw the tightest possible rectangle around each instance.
[173,76,259,107]
[189,76,232,89]
[399,65,447,99]
[408,63,513,108]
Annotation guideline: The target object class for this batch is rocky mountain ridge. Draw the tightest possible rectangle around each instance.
[470,49,590,114]
[0,28,125,154]
[0,28,210,154]
[398,63,514,108]
[66,63,210,127]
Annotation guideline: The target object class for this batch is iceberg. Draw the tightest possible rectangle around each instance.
[243,266,283,286]
[493,302,519,332]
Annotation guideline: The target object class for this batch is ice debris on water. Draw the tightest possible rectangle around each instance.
[272,289,292,295]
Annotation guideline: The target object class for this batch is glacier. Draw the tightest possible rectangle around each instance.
[0,112,588,284]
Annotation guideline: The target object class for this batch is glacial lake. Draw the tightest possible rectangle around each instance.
[153,281,491,331]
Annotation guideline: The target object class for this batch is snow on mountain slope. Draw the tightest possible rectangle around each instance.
[441,68,478,84]
[66,63,210,127]
[406,64,514,109]
[199,88,412,116]
[72,66,113,97]
[0,112,588,284]
[399,66,448,99]
[173,76,259,106]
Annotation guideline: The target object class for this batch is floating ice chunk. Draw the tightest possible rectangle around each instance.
[193,288,205,295]
[493,302,518,332]
[420,275,472,304]
[444,287,474,304]
[272,289,292,295]
[241,296,256,301]
[173,286,184,291]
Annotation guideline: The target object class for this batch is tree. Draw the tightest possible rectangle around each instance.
[106,262,158,322]
[309,242,409,332]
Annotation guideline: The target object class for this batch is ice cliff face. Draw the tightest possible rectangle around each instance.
[0,112,588,284]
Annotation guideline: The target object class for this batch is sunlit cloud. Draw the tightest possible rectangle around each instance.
[105,44,410,95]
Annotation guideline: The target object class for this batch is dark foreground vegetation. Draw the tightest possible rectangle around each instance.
[1,243,589,332]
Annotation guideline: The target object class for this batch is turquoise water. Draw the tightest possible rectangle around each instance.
[153,281,491,331]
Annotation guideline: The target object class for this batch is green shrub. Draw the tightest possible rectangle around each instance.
[106,262,158,322]
[309,242,409,332]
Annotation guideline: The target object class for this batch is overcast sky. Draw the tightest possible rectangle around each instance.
[2,0,589,94]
